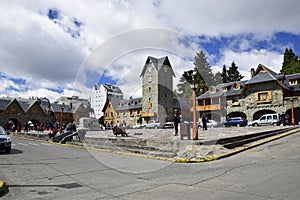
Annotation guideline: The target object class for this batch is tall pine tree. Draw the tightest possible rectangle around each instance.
[176,51,217,99]
[281,48,300,75]
[193,51,216,95]
[227,61,244,82]
[221,64,228,83]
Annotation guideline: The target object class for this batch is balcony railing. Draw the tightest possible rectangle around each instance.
[195,104,221,111]
[141,112,156,117]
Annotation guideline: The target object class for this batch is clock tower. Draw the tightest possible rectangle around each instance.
[140,56,175,123]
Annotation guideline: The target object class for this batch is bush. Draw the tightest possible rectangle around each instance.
[0,182,8,197]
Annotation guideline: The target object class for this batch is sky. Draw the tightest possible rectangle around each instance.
[1,0,300,101]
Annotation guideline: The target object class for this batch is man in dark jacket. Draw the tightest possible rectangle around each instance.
[173,113,180,136]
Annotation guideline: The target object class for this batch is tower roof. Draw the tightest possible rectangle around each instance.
[140,56,176,77]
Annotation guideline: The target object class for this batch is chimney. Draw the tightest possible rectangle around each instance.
[251,68,255,77]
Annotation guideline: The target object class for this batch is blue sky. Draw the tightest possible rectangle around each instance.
[0,0,300,101]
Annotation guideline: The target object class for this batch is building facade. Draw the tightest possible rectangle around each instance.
[0,96,92,131]
[140,56,176,123]
[197,64,300,124]
[101,56,192,127]
[91,84,123,119]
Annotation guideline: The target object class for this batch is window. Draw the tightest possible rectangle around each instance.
[289,79,298,85]
[148,76,152,83]
[233,83,240,90]
[210,86,216,93]
[222,87,228,92]
[255,91,272,103]
[164,66,168,72]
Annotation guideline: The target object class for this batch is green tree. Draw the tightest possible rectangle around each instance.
[221,64,228,83]
[281,48,300,75]
[227,61,244,82]
[193,51,216,95]
[177,51,218,99]
[176,75,192,100]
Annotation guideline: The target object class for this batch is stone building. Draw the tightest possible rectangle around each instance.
[0,97,53,130]
[0,96,93,131]
[140,56,176,123]
[101,56,192,126]
[197,64,300,124]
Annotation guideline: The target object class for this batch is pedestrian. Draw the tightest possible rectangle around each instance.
[173,113,180,136]
[202,115,207,130]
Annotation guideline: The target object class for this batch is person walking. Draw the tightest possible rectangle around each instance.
[202,115,207,131]
[173,113,180,136]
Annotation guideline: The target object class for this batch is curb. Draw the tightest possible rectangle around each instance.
[11,128,300,163]
[173,127,300,163]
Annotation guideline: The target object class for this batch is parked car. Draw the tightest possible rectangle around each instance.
[223,117,247,127]
[206,119,220,128]
[0,126,11,153]
[249,113,280,126]
[145,121,161,129]
[162,122,174,129]
[133,123,147,129]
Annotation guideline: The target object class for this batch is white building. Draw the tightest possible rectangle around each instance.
[91,84,123,119]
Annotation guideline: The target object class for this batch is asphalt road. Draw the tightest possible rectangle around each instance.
[0,133,299,200]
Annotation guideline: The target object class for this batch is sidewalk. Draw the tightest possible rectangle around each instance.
[80,125,300,161]
[11,125,300,162]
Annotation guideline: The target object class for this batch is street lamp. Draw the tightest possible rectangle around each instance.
[60,103,65,133]
[17,113,21,132]
[183,69,199,140]
[290,99,295,125]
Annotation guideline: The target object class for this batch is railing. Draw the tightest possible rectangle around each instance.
[195,104,221,111]
[141,112,156,117]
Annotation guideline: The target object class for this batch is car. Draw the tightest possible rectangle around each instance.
[0,126,11,153]
[223,117,247,127]
[162,122,174,129]
[206,119,220,128]
[250,113,280,126]
[145,120,161,129]
[133,123,147,129]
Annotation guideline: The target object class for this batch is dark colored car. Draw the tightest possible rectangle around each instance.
[223,117,247,127]
[0,126,11,153]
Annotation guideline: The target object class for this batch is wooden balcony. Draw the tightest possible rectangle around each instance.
[195,104,221,111]
[141,112,156,117]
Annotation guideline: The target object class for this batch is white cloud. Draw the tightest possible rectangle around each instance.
[216,49,283,80]
[0,0,299,101]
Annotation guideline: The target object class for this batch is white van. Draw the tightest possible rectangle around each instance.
[251,113,279,126]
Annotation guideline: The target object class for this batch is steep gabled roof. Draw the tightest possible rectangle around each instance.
[0,99,12,111]
[246,64,278,84]
[140,56,175,77]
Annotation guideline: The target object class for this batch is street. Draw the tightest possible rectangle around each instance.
[0,133,299,200]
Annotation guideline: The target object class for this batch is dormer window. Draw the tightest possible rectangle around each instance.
[289,79,298,85]
[233,82,240,90]
[210,86,216,93]
[222,87,228,92]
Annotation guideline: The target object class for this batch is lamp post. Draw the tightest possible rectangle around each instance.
[17,113,21,132]
[183,69,199,140]
[291,99,295,125]
[60,103,65,133]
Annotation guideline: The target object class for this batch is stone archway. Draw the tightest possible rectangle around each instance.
[286,107,300,125]
[253,109,276,120]
[227,112,247,119]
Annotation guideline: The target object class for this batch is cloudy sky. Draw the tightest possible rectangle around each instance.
[1,0,300,101]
